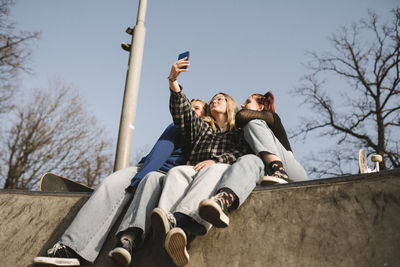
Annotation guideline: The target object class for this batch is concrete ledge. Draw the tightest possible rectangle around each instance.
[1,169,400,266]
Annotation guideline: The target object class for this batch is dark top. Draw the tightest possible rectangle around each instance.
[235,109,292,152]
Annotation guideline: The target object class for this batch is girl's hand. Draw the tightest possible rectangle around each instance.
[193,159,216,171]
[168,58,190,92]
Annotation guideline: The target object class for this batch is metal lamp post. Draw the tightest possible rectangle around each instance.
[114,0,148,171]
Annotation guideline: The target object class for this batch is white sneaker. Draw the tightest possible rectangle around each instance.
[151,208,176,246]
[259,175,289,186]
[33,243,80,266]
[165,228,189,266]
[198,195,230,228]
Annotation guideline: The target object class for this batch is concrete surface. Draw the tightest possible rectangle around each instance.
[1,169,399,267]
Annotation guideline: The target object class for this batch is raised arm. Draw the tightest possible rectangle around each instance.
[168,57,190,93]
[168,59,208,145]
[169,90,206,146]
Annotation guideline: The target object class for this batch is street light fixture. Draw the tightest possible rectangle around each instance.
[114,0,148,171]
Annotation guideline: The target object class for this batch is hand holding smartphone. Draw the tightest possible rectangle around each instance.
[168,51,190,92]
[178,51,190,69]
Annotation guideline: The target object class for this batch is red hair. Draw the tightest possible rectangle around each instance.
[251,91,275,112]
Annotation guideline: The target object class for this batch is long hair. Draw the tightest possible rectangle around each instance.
[203,92,238,132]
[251,91,275,112]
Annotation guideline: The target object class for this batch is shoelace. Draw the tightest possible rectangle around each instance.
[270,162,289,180]
[213,192,233,212]
[47,243,66,257]
[167,212,177,228]
[119,238,133,253]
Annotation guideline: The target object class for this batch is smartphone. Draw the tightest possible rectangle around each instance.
[178,51,190,69]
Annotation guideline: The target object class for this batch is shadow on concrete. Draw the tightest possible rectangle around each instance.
[28,196,90,267]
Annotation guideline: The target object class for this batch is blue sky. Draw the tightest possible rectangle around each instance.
[11,0,398,167]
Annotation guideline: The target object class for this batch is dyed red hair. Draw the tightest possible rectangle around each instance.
[251,91,275,112]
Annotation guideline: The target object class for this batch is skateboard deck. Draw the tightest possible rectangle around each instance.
[40,172,94,193]
[358,149,382,174]
[358,149,368,174]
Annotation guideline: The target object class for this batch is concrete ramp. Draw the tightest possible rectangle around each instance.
[1,169,399,267]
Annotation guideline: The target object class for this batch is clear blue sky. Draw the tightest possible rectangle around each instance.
[11,0,398,166]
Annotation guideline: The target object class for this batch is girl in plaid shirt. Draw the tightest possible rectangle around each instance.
[150,57,250,266]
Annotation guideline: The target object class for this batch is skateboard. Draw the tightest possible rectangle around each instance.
[358,149,382,174]
[40,172,94,193]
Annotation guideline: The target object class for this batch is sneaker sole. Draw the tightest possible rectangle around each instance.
[108,247,131,266]
[33,256,80,266]
[151,208,170,246]
[198,199,229,228]
[165,228,189,266]
[260,176,289,186]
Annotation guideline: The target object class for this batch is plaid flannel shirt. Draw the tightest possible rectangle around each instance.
[169,89,250,165]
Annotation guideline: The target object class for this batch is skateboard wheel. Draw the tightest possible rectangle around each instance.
[371,155,383,163]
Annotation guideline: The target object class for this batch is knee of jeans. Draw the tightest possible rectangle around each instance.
[245,119,269,129]
[143,173,164,186]
[237,154,264,173]
[99,168,134,190]
[239,154,261,163]
[166,166,192,183]
[244,120,275,143]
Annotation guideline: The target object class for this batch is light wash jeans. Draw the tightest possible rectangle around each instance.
[244,119,308,182]
[217,154,264,206]
[158,163,230,231]
[214,119,308,209]
[59,167,165,263]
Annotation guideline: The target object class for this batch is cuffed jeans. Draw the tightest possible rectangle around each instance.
[59,167,165,263]
[158,163,230,231]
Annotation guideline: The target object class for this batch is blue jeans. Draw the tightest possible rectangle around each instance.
[59,167,165,263]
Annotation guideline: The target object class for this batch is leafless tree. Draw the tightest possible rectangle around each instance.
[292,9,400,178]
[0,0,40,114]
[0,80,114,189]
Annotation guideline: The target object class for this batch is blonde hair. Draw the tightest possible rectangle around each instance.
[203,92,238,132]
[190,99,208,116]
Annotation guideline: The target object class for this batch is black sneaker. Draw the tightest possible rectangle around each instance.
[151,208,176,246]
[198,192,230,228]
[260,161,290,186]
[165,227,189,266]
[33,243,80,266]
[108,238,133,266]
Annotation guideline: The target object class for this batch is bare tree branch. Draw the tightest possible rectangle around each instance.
[0,0,40,114]
[0,79,114,189]
[292,9,400,178]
